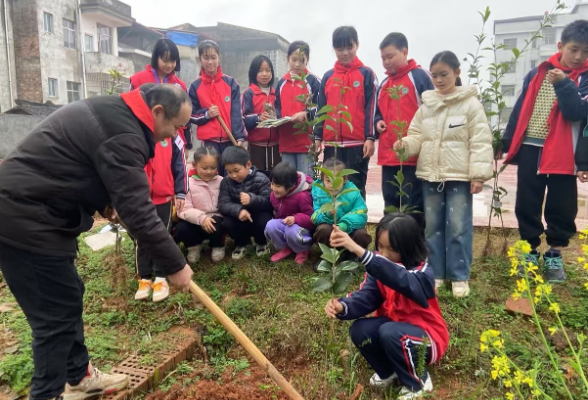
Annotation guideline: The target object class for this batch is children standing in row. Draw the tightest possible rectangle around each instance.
[275,41,321,176]
[242,55,281,174]
[190,40,246,177]
[375,33,433,222]
[314,26,378,199]
[395,51,493,298]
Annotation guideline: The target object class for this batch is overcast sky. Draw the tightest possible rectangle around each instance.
[123,0,561,82]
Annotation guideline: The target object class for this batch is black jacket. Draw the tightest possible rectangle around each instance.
[218,166,272,218]
[0,90,186,275]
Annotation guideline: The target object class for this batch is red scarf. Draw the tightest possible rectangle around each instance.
[200,66,227,122]
[334,57,364,88]
[386,59,419,80]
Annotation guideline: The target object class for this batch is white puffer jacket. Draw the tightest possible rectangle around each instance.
[404,85,493,183]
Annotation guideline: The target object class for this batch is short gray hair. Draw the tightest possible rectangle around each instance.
[140,83,190,119]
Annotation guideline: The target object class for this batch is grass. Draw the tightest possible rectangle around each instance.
[1,227,588,399]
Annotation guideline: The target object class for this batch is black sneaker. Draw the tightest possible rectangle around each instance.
[544,251,566,283]
[519,250,540,278]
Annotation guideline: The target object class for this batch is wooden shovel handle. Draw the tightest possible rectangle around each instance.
[216,114,239,146]
[188,281,305,400]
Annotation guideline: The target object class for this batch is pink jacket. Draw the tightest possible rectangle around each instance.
[178,171,222,225]
[270,172,314,230]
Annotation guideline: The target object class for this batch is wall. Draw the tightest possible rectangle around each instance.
[37,0,82,105]
[176,45,199,85]
[80,11,121,56]
[0,114,45,158]
[0,0,17,112]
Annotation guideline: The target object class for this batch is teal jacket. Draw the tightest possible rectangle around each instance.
[311,179,368,233]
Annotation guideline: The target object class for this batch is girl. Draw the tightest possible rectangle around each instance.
[264,162,314,265]
[325,213,449,400]
[395,51,493,298]
[130,38,192,150]
[175,147,226,263]
[242,55,281,174]
[189,40,246,176]
[274,41,321,175]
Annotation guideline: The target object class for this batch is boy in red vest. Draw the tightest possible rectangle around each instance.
[501,20,588,283]
[325,213,449,400]
[314,26,378,199]
[375,33,433,223]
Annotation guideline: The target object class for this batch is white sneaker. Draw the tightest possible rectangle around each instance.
[396,373,433,400]
[452,281,470,298]
[187,245,203,263]
[435,279,446,290]
[152,278,169,302]
[134,279,152,301]
[211,247,226,263]
[232,246,248,260]
[256,244,269,257]
[63,365,129,400]
[369,372,398,388]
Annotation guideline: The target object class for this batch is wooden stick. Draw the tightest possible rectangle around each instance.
[188,281,305,400]
[216,114,239,146]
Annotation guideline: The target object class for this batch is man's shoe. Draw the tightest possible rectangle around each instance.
[544,251,566,283]
[152,278,170,302]
[63,365,129,400]
[396,372,433,400]
[369,372,398,388]
[134,279,152,301]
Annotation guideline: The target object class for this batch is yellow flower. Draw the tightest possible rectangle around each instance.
[510,266,518,276]
[504,380,512,388]
[492,340,504,349]
[549,302,560,314]
[480,343,488,352]
[516,279,528,294]
[532,389,542,397]
[506,393,514,400]
[491,370,499,380]
[527,263,538,272]
[585,282,588,291]
[549,327,558,336]
[578,257,586,263]
[519,241,532,254]
[512,291,521,300]
[584,263,588,271]
[580,227,588,236]
[522,376,533,387]
[582,244,588,253]
[514,370,524,384]
[580,234,586,240]
[533,275,544,284]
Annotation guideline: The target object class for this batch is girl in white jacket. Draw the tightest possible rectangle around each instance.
[395,51,493,298]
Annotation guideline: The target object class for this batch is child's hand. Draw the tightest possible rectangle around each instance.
[314,140,322,154]
[239,209,253,222]
[240,192,251,206]
[470,181,483,194]
[363,140,375,159]
[202,217,217,234]
[547,68,567,84]
[325,298,344,318]
[330,225,353,249]
[393,141,405,151]
[259,112,271,122]
[282,216,295,226]
[578,171,588,183]
[376,120,387,134]
[208,105,220,118]
[175,197,185,213]
[291,111,307,123]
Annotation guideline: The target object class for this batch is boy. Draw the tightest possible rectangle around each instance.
[375,33,433,223]
[501,20,588,282]
[312,158,372,271]
[314,26,378,199]
[218,146,273,259]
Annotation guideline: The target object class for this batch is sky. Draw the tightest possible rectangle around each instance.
[123,0,561,82]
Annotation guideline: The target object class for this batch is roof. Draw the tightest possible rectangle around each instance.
[167,22,289,44]
[4,100,61,116]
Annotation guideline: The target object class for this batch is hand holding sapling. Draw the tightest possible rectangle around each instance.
[324,298,344,318]
[330,225,364,258]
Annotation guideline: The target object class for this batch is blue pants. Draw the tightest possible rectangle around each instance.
[281,152,313,176]
[423,181,473,281]
[264,219,313,253]
[350,317,431,391]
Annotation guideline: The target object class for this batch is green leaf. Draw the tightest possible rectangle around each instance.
[483,184,493,191]
[312,277,333,293]
[316,167,334,180]
[338,110,352,121]
[336,188,358,198]
[325,125,336,132]
[318,105,335,114]
[343,120,353,132]
[333,272,355,294]
[396,170,405,185]
[332,177,344,191]
[316,260,332,273]
[338,260,360,272]
[385,205,399,213]
[319,243,339,264]
[511,48,520,58]
[312,182,332,197]
[319,202,335,213]
[336,169,359,178]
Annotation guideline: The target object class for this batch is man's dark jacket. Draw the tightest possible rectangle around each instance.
[0,90,186,275]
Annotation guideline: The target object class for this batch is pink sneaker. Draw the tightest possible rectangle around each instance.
[271,247,293,262]
[295,250,310,265]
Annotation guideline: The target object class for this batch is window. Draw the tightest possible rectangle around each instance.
[48,78,58,97]
[67,81,81,103]
[98,24,112,54]
[543,27,556,45]
[530,60,537,69]
[503,38,517,50]
[63,18,76,49]
[84,34,93,52]
[43,12,53,33]
[532,39,537,49]
[501,85,515,97]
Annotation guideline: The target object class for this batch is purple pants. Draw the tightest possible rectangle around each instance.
[265,219,313,253]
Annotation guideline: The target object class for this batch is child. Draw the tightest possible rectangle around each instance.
[130,38,192,150]
[501,20,588,283]
[189,39,246,176]
[218,146,273,259]
[175,147,226,263]
[265,162,314,264]
[242,55,281,173]
[314,26,378,198]
[275,41,321,176]
[133,84,188,303]
[311,158,372,271]
[395,51,493,298]
[375,33,433,222]
[325,213,449,400]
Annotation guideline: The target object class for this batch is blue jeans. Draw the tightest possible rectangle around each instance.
[281,152,313,176]
[423,181,473,281]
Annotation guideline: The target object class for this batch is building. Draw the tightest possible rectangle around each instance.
[168,22,290,88]
[493,0,588,122]
[0,0,140,111]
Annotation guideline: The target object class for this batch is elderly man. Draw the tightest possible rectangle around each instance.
[0,84,194,400]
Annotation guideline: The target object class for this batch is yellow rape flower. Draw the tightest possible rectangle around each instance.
[580,234,586,240]
[516,279,528,293]
[492,370,499,380]
[578,257,586,263]
[584,263,588,271]
[584,282,588,291]
[504,380,512,388]
[514,370,524,384]
[582,244,588,253]
[549,327,558,336]
[549,302,560,314]
[519,241,532,254]
[512,291,521,300]
[506,393,514,400]
[480,343,488,352]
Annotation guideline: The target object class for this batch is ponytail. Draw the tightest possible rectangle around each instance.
[455,76,463,86]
